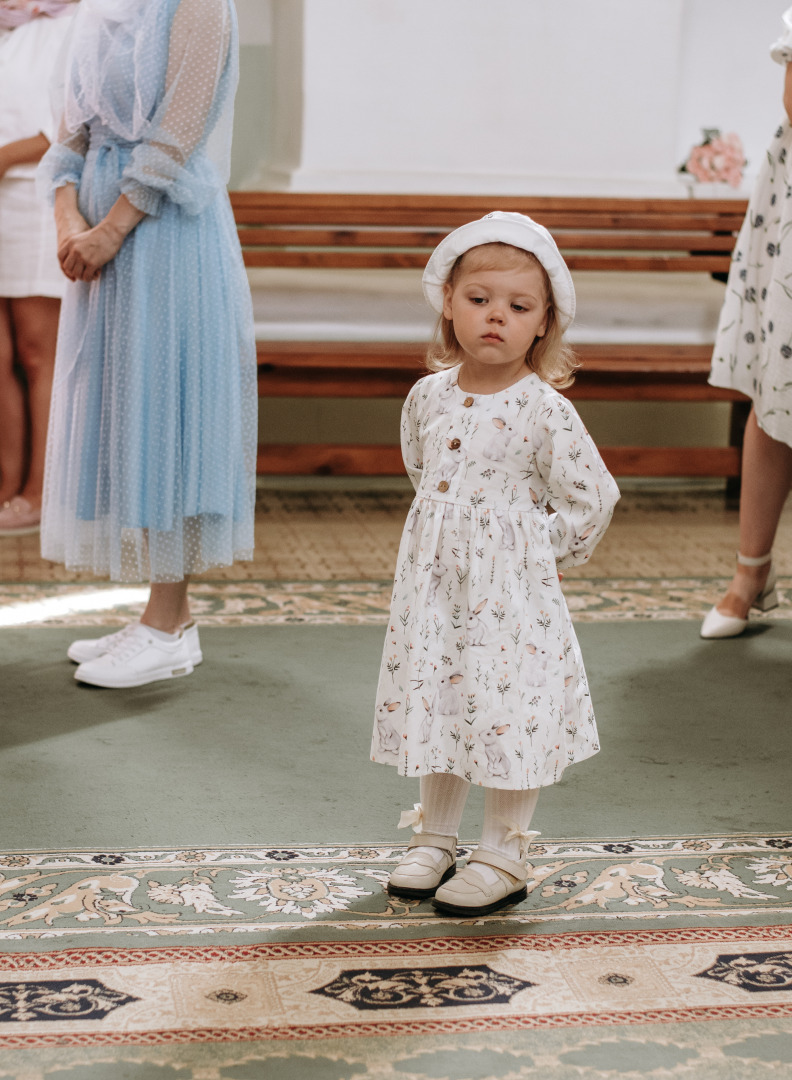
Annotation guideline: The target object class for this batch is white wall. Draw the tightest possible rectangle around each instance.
[245,0,787,195]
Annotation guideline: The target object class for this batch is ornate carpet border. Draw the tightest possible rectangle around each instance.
[1,835,790,940]
[4,922,792,968]
[0,577,790,626]
[3,1006,792,1051]
[1,925,792,1049]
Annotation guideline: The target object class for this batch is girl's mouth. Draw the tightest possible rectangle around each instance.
[482,333,503,342]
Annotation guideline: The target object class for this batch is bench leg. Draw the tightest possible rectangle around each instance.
[725,399,751,503]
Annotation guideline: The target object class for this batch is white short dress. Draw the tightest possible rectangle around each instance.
[371,369,620,790]
[709,7,792,450]
[0,15,74,299]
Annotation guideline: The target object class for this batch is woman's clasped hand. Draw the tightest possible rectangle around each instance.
[57,219,123,283]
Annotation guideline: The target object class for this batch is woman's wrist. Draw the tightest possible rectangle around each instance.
[101,195,146,241]
[95,217,127,247]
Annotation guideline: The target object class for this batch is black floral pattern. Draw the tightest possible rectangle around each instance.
[312,965,535,1010]
[696,951,792,992]
[0,980,138,1022]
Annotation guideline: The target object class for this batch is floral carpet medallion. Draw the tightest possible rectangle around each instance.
[0,835,790,941]
[0,577,789,627]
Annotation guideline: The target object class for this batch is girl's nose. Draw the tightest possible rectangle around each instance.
[488,307,505,322]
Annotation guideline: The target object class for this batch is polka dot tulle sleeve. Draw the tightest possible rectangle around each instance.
[122,0,233,215]
[37,119,88,199]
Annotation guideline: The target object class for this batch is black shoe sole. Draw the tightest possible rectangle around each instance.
[431,884,528,917]
[387,864,457,901]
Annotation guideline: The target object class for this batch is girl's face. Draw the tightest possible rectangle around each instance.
[442,261,548,377]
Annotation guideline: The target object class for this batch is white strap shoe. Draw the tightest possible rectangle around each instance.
[432,849,528,917]
[701,552,778,639]
[387,832,457,899]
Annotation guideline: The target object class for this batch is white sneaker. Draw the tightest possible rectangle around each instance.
[74,623,195,688]
[68,621,203,666]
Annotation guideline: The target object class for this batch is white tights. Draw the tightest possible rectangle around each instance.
[413,772,540,865]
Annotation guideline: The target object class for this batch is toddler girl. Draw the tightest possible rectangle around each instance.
[371,212,620,917]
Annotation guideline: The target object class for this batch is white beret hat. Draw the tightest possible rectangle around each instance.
[422,211,576,330]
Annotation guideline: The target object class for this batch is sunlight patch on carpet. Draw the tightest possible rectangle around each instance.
[0,578,790,626]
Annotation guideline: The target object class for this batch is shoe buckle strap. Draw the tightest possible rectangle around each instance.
[407,832,457,855]
[469,848,528,882]
[737,551,773,567]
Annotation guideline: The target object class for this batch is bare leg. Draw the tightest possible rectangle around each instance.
[140,578,191,634]
[10,296,60,508]
[717,408,792,618]
[0,299,27,503]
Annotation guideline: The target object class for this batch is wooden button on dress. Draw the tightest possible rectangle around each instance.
[463,396,475,407]
[449,438,461,449]
[437,481,450,492]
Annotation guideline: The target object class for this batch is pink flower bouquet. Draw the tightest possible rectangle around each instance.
[679,129,745,188]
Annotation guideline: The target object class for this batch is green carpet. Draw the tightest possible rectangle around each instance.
[1,622,791,850]
[1,621,792,1079]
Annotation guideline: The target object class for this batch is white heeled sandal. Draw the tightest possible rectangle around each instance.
[700,552,778,639]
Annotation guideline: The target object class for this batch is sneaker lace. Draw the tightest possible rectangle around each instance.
[101,622,139,653]
[104,625,152,662]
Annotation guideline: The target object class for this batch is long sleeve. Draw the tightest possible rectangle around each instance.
[37,114,88,197]
[400,383,425,492]
[120,0,232,216]
[531,392,620,570]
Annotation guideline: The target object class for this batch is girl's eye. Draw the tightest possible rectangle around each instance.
[470,296,486,305]
[512,304,526,312]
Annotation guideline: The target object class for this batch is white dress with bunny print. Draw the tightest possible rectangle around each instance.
[371,368,620,790]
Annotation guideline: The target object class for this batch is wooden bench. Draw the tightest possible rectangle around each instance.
[231,192,750,480]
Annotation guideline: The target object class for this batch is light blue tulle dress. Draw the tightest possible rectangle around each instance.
[38,0,256,582]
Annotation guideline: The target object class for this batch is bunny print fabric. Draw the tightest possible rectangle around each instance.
[372,369,620,790]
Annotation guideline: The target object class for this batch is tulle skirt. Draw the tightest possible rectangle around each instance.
[41,142,257,582]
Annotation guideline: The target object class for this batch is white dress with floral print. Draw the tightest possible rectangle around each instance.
[371,369,620,790]
[709,14,792,450]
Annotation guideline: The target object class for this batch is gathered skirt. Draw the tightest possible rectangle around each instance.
[41,143,257,581]
[709,118,792,449]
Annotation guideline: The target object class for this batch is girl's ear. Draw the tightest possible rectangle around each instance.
[536,306,549,338]
[442,282,454,321]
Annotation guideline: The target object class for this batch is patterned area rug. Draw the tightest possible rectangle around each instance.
[1,925,791,1076]
[1,840,791,1075]
[1,576,790,627]
[1,570,790,1077]
[1,836,791,942]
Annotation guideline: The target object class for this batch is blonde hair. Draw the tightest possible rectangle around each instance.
[425,242,579,390]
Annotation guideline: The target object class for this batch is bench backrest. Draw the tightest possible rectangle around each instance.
[231,193,748,275]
